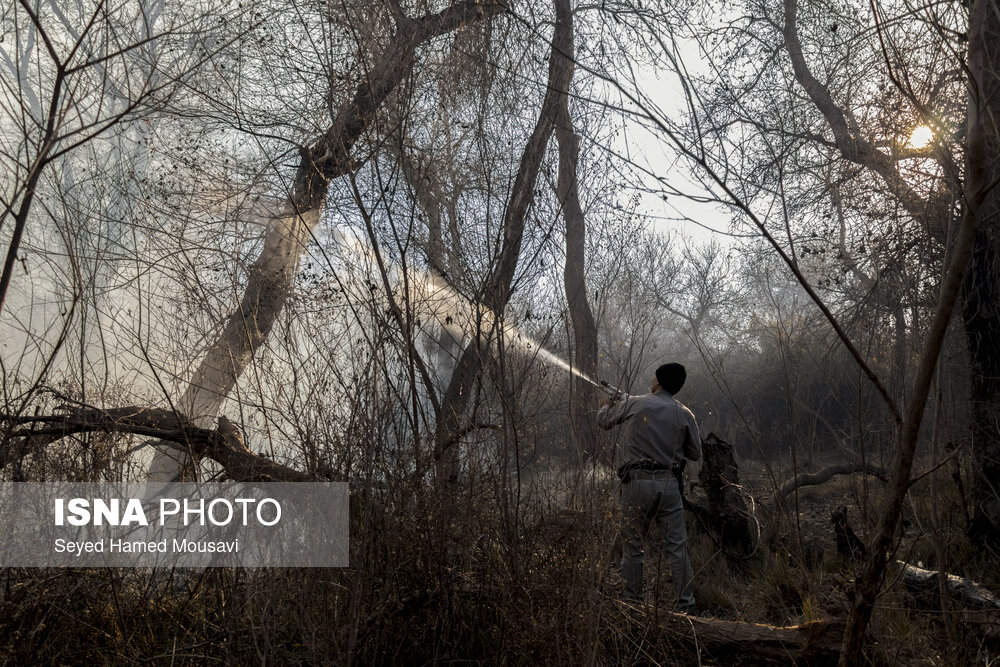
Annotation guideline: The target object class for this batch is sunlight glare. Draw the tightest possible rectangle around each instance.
[907,125,934,150]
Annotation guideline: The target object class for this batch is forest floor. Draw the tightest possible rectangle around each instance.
[658,453,1000,664]
[0,454,996,665]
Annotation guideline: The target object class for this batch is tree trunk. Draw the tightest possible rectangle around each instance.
[146,1,505,481]
[553,0,600,464]
[433,0,575,480]
[836,1,990,660]
[891,301,908,405]
[390,137,464,406]
[963,0,1000,551]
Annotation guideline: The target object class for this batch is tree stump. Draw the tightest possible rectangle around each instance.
[698,433,753,561]
[830,505,866,562]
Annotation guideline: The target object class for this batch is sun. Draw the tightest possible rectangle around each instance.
[907,125,934,150]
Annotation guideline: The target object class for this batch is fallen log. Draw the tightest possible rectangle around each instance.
[0,406,311,482]
[774,462,887,504]
[616,600,844,665]
[896,560,1000,611]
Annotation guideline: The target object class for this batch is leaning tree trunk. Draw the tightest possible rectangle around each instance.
[553,0,600,465]
[146,1,505,481]
[963,0,1000,550]
[837,1,992,661]
[434,0,576,482]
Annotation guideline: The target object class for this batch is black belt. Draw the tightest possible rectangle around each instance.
[617,459,685,484]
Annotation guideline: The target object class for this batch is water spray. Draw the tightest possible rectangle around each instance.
[328,228,631,402]
[519,339,628,400]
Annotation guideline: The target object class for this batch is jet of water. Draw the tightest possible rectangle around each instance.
[328,226,627,398]
[420,270,624,395]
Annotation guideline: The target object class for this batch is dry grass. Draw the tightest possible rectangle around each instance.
[0,459,996,665]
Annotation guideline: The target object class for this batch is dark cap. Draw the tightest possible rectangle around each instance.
[655,363,686,394]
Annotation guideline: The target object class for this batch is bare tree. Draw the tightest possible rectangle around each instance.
[433,0,577,481]
[146,1,507,481]
[552,0,600,462]
[0,0,245,314]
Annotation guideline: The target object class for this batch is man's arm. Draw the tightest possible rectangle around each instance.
[682,408,702,461]
[597,395,633,430]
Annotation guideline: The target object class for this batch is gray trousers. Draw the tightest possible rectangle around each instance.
[620,471,695,610]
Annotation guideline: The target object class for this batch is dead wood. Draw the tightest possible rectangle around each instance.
[699,433,753,558]
[618,600,845,665]
[774,462,887,505]
[895,560,1000,611]
[1,407,311,482]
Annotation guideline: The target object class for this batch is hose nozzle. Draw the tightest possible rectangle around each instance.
[599,379,628,401]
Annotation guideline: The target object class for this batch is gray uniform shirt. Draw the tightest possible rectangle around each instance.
[597,389,701,467]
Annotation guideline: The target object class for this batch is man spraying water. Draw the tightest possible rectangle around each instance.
[597,363,701,612]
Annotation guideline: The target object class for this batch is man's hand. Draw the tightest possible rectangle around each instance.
[600,396,612,407]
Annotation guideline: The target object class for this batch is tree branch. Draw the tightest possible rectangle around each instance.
[783,0,949,233]
[4,407,311,482]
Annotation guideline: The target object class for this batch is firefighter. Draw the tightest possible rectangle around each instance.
[598,363,701,610]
